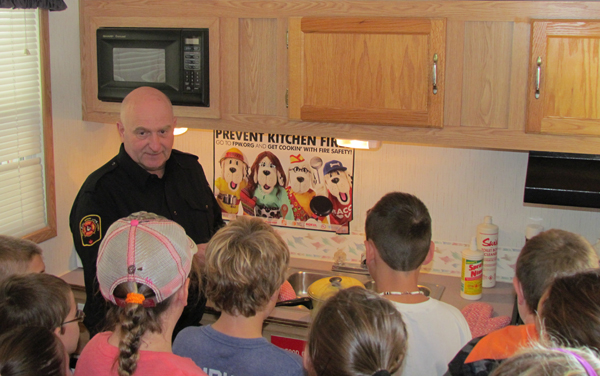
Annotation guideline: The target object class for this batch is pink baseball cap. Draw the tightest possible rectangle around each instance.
[97,212,196,307]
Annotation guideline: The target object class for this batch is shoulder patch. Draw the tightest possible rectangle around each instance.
[79,215,102,247]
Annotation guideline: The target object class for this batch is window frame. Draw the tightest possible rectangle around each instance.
[20,9,56,243]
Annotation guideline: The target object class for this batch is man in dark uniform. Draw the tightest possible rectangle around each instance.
[70,87,224,337]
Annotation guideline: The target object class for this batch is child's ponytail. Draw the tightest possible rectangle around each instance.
[106,282,172,376]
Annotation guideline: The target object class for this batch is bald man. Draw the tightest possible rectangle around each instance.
[70,87,224,337]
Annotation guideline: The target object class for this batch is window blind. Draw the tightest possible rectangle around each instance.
[0,8,47,237]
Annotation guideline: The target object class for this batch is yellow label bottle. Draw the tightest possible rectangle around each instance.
[461,236,483,300]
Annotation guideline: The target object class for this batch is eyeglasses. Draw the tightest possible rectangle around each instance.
[62,309,85,325]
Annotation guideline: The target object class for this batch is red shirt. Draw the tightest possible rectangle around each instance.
[328,188,352,225]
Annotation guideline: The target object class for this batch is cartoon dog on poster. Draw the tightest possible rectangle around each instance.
[285,154,328,223]
[323,160,353,226]
[215,148,249,214]
[243,151,293,220]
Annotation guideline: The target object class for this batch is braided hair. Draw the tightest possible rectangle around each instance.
[105,282,174,376]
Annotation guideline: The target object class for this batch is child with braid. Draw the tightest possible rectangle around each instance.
[74,212,207,376]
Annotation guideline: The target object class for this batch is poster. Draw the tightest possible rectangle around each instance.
[213,130,355,234]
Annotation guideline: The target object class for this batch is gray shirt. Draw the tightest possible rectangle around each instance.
[173,325,305,376]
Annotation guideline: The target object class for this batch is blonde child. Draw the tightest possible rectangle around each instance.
[173,216,304,376]
[491,345,600,376]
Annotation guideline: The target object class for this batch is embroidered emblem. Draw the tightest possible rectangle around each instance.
[80,215,101,247]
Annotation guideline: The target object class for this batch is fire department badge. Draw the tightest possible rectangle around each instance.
[80,214,101,247]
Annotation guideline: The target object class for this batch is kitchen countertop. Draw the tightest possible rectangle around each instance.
[60,257,516,327]
[261,258,516,327]
[60,269,85,292]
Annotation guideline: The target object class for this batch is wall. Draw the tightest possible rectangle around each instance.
[40,0,600,277]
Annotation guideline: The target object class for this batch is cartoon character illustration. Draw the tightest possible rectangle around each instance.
[285,154,328,223]
[243,151,293,220]
[323,160,353,226]
[215,148,249,214]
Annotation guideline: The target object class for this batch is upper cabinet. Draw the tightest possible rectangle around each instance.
[80,15,221,125]
[288,17,446,128]
[79,0,600,154]
[527,20,600,136]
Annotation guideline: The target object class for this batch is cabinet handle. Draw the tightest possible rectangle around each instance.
[432,54,438,95]
[535,56,541,99]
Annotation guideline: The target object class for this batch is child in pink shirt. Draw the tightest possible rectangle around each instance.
[75,212,207,376]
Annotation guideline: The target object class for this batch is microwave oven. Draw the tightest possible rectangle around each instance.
[96,27,209,107]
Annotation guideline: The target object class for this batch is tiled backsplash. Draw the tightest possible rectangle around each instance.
[276,227,521,283]
[281,228,366,261]
[421,241,520,283]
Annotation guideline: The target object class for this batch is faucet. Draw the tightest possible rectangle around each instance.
[331,250,370,275]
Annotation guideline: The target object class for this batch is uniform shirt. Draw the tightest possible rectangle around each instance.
[70,144,224,336]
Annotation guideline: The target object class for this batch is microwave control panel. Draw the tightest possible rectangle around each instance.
[183,35,203,94]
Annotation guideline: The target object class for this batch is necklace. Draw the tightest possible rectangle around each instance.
[379,290,424,296]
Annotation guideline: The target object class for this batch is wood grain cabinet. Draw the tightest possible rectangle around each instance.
[289,17,446,128]
[527,20,600,137]
[80,16,220,125]
[78,0,600,154]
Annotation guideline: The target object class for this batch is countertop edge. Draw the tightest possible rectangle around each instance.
[60,257,516,326]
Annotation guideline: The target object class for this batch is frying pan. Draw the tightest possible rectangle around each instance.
[275,297,313,310]
[310,196,333,217]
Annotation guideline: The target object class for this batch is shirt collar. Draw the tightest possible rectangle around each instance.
[116,144,162,187]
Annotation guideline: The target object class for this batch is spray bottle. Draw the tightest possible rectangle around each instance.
[461,236,483,300]
[477,216,499,288]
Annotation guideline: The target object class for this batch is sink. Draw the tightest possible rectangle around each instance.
[363,280,445,300]
[363,280,431,296]
[286,271,334,298]
[284,269,373,300]
[283,269,445,305]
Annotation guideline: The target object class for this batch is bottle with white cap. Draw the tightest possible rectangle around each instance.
[461,236,483,300]
[477,216,499,288]
[525,224,544,242]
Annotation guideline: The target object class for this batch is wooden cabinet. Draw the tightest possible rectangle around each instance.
[80,16,221,124]
[527,20,600,137]
[289,17,446,128]
[79,0,600,154]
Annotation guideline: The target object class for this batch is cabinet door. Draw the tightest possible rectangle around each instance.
[527,20,600,136]
[289,17,446,128]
